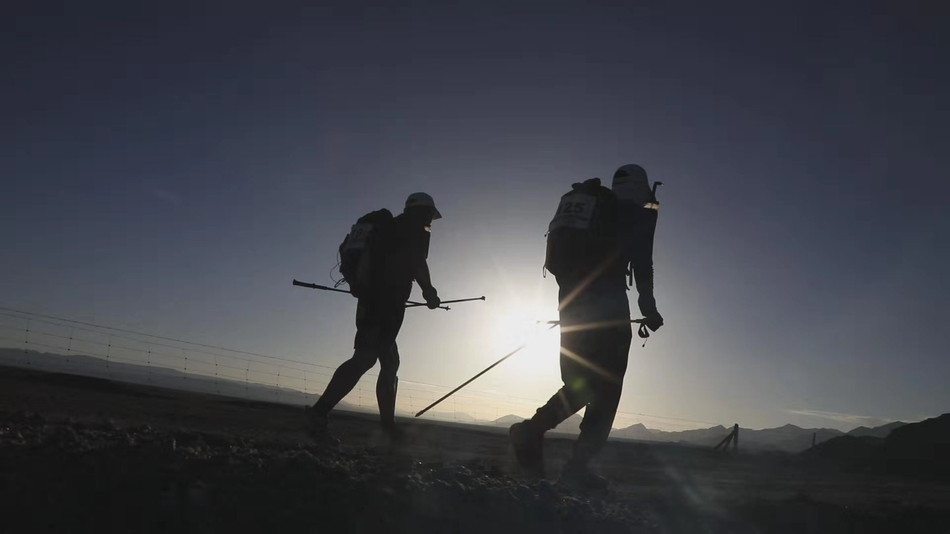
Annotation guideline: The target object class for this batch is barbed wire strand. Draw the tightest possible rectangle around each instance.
[0,306,718,428]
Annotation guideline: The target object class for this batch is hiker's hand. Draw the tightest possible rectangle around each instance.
[423,288,440,310]
[638,296,663,332]
[642,311,664,333]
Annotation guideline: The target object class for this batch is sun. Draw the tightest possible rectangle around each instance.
[489,305,561,371]
[490,308,542,351]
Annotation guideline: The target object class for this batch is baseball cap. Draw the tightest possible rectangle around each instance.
[405,192,442,219]
[611,164,651,204]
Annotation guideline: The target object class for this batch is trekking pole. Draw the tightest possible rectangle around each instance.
[540,319,646,325]
[415,323,559,418]
[404,296,486,308]
[292,279,451,311]
[292,280,351,294]
[541,318,654,346]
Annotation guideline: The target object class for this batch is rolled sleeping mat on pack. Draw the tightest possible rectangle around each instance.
[612,164,660,312]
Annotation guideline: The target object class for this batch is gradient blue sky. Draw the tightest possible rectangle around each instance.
[2,1,948,431]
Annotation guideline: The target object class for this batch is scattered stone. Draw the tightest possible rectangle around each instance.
[0,413,663,530]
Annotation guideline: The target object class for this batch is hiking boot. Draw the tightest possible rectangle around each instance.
[304,406,339,446]
[509,421,545,476]
[558,459,608,490]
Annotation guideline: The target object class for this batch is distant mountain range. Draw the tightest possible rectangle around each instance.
[615,423,657,441]
[806,413,950,477]
[493,414,523,426]
[1,347,917,454]
[846,421,907,438]
[0,348,362,413]
[421,411,479,424]
[490,413,585,435]
[490,414,907,453]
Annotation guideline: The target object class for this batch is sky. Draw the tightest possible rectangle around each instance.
[2,0,948,431]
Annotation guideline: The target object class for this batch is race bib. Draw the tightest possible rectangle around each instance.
[343,223,373,251]
[548,193,596,232]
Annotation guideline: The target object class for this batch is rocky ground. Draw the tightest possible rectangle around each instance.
[0,410,650,533]
[1,366,948,533]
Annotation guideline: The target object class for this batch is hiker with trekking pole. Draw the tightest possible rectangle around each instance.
[504,164,665,486]
[299,192,463,441]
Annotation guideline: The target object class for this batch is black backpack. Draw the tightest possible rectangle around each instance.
[338,209,393,292]
[544,178,619,280]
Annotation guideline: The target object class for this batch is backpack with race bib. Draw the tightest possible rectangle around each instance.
[543,178,619,280]
[338,208,394,294]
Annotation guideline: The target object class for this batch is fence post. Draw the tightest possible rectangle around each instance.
[146,343,152,383]
[714,424,739,453]
[106,335,113,377]
[24,318,31,366]
[66,327,74,365]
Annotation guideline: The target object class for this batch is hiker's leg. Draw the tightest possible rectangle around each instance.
[529,320,597,431]
[377,343,400,428]
[573,323,632,465]
[374,302,406,428]
[313,349,378,414]
[313,299,382,414]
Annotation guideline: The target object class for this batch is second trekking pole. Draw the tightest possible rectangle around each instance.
[415,323,559,418]
[292,279,451,311]
[415,317,651,417]
[404,296,486,308]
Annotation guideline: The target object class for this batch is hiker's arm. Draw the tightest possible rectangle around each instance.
[629,222,659,320]
[412,229,439,307]
[415,259,435,295]
[415,260,441,309]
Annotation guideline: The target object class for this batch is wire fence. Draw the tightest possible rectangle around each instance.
[0,308,717,434]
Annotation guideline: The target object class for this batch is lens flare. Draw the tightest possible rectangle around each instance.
[489,306,560,373]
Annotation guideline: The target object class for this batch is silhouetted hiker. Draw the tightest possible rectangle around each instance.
[510,165,663,486]
[306,193,443,440]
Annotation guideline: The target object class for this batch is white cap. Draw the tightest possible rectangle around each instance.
[405,192,442,219]
[612,164,651,204]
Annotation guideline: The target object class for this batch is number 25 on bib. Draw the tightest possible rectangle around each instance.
[548,193,596,232]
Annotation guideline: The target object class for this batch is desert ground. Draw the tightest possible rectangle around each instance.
[1,365,948,533]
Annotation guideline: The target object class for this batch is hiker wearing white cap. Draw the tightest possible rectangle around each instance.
[404,192,442,220]
[510,166,664,487]
[307,193,442,440]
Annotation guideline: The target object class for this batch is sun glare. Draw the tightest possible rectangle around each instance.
[489,306,561,372]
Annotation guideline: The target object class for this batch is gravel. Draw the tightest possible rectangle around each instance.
[0,410,650,533]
